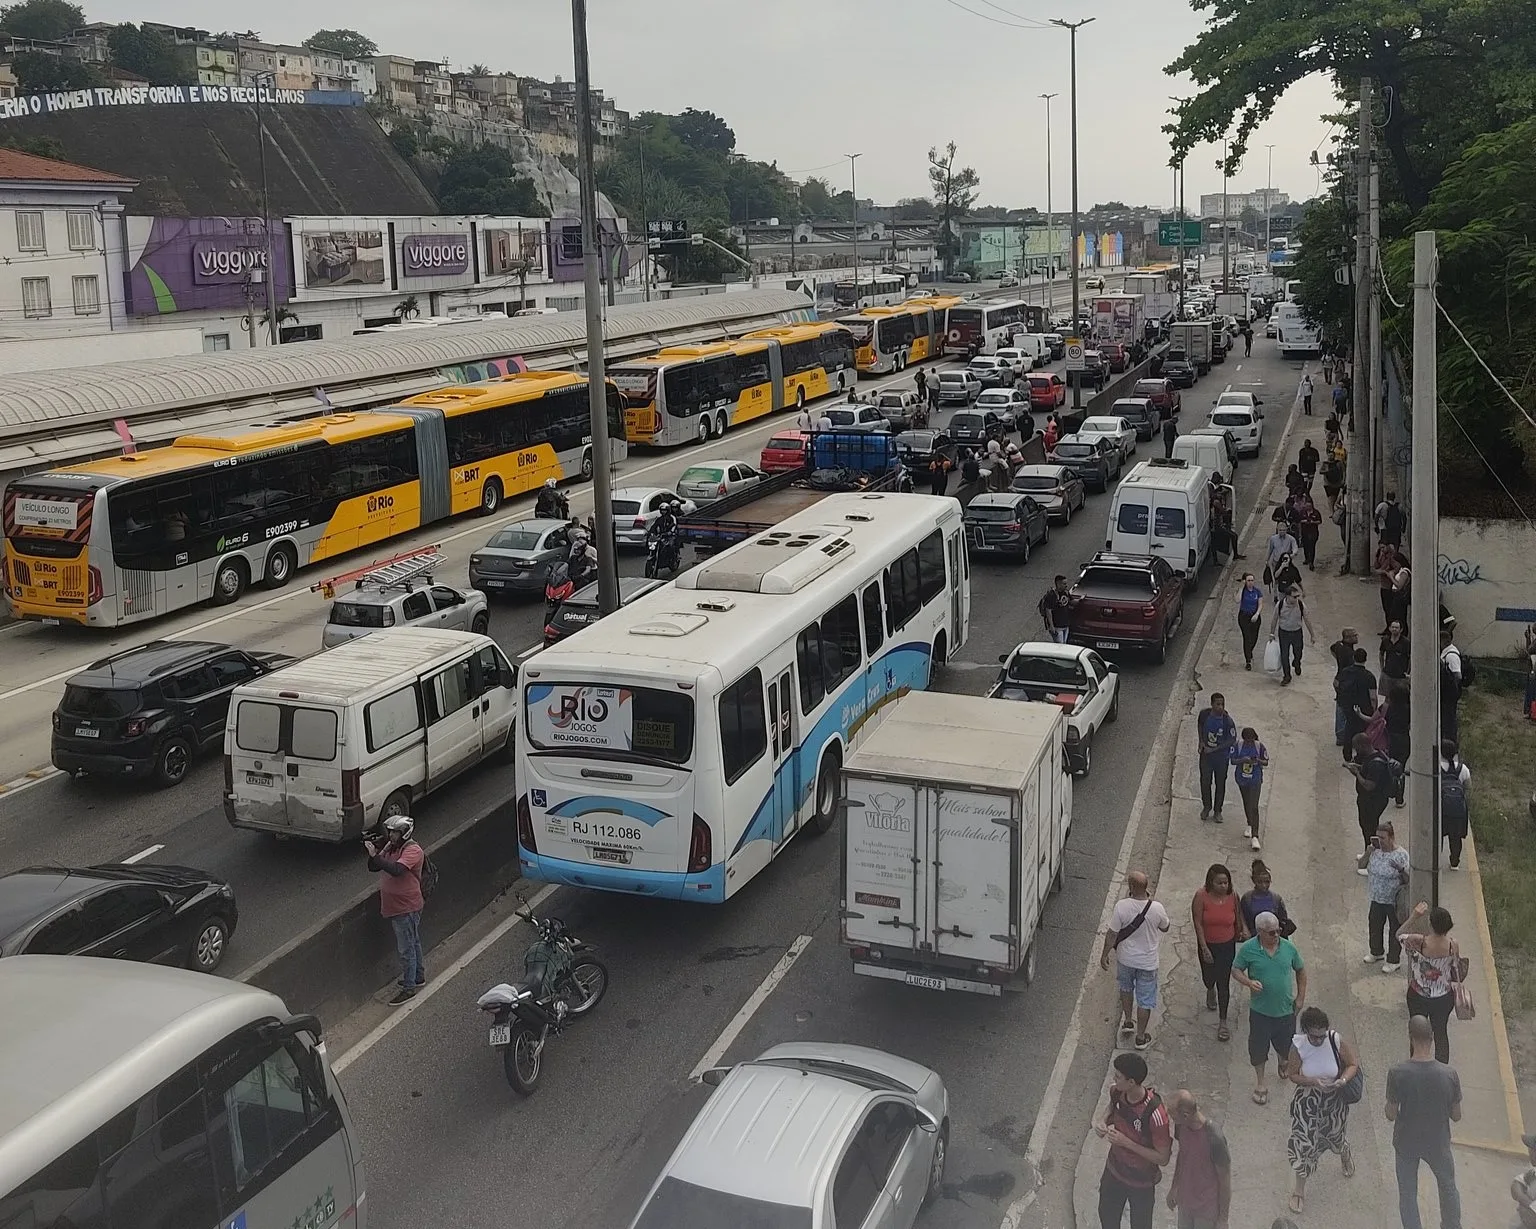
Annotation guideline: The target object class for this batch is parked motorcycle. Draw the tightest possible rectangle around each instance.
[476,900,609,1095]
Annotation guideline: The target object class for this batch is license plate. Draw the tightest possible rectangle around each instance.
[482,579,506,588]
[905,973,946,991]
[246,772,273,786]
[1095,640,1121,650]
[589,846,632,865]
[74,726,99,738]
[488,1023,511,1046]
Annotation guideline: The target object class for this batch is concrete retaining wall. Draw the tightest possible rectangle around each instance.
[1438,516,1536,657]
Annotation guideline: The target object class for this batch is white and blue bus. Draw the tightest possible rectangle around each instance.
[514,491,971,901]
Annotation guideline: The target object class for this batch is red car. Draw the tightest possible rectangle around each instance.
[1068,551,1186,664]
[1133,377,1181,419]
[759,430,810,473]
[1026,371,1067,410]
[1100,341,1131,373]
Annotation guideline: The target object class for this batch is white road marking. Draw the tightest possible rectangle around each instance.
[332,882,559,1074]
[689,934,814,1081]
[0,766,63,796]
[122,843,164,864]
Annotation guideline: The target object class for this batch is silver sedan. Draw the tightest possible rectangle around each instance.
[612,486,698,548]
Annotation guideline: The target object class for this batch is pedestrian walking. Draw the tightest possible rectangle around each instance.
[1380,620,1411,681]
[1507,1130,1536,1228]
[1293,494,1322,569]
[1332,380,1348,417]
[1329,628,1361,751]
[1298,438,1321,484]
[1284,1006,1360,1215]
[928,380,941,419]
[1095,1052,1173,1229]
[1264,520,1299,589]
[364,815,427,1005]
[1346,733,1397,856]
[1385,1015,1463,1229]
[1359,819,1410,970]
[1166,1091,1232,1229]
[1439,626,1465,743]
[1243,327,1253,357]
[1377,491,1407,548]
[1163,414,1178,458]
[1274,584,1315,685]
[1437,740,1470,868]
[1386,551,1412,627]
[1323,353,1335,385]
[1234,912,1308,1105]
[1196,692,1237,822]
[1298,373,1314,415]
[1398,902,1464,1065]
[928,454,951,496]
[1039,574,1074,643]
[1336,646,1379,759]
[1383,681,1411,805]
[1100,870,1171,1052]
[1236,573,1264,669]
[914,367,927,400]
[1192,864,1245,1043]
[795,404,813,433]
[1240,859,1297,937]
[1231,727,1269,851]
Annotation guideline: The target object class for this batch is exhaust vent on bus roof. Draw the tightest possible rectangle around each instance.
[692,530,854,595]
[629,612,711,637]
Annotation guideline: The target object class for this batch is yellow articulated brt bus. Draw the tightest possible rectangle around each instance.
[1,371,625,628]
[839,297,962,375]
[610,321,855,447]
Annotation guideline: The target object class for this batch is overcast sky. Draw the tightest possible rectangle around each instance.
[93,0,1340,211]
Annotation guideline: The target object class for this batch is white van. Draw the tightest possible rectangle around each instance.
[1012,333,1050,368]
[223,628,517,842]
[1105,458,1214,582]
[1171,432,1234,484]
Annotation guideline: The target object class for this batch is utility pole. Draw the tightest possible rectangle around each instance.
[1052,15,1094,408]
[1264,143,1275,254]
[254,74,279,345]
[1369,157,1383,505]
[1221,138,1230,291]
[636,130,652,301]
[1042,92,1056,308]
[1346,77,1374,575]
[1408,229,1440,908]
[571,0,619,615]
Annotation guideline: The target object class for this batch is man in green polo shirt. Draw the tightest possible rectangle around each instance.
[1232,910,1307,1105]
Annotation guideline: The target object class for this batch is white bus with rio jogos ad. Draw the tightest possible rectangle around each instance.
[513,491,971,902]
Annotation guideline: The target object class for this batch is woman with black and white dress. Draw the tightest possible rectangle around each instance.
[1285,1006,1359,1216]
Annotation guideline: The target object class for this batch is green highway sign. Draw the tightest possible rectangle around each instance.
[1158,218,1203,246]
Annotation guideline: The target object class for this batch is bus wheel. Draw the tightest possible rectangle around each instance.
[211,558,247,606]
[807,750,842,836]
[479,478,503,516]
[932,631,948,668]
[697,416,712,443]
[580,450,594,480]
[715,411,730,438]
[795,386,806,411]
[262,543,296,589]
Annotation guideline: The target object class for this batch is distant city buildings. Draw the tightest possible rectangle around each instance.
[1198,188,1290,219]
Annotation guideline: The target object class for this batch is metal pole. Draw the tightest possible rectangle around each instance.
[572,0,619,615]
[255,79,279,345]
[1042,93,1056,308]
[1221,139,1231,290]
[1369,158,1383,506]
[846,153,861,298]
[637,135,651,302]
[1052,17,1094,407]
[1265,144,1275,254]
[1408,229,1440,909]
[1347,77,1374,575]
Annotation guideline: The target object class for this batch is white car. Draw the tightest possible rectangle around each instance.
[1214,390,1265,417]
[993,347,1030,378]
[987,641,1120,775]
[937,369,982,405]
[612,486,698,547]
[999,272,1020,288]
[975,386,1031,427]
[1077,415,1138,462]
[676,460,763,503]
[821,403,892,432]
[1207,406,1263,457]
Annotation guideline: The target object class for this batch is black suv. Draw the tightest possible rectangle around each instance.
[0,862,238,972]
[1163,350,1197,388]
[52,640,295,787]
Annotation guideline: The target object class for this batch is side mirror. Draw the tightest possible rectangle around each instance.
[699,1066,732,1087]
[916,1107,942,1133]
[1107,661,1121,673]
[998,653,1009,663]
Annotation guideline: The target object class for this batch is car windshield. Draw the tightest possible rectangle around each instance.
[951,414,982,429]
[1211,412,1251,427]
[328,602,391,628]
[60,685,141,717]
[1052,443,1095,459]
[1012,475,1059,491]
[679,467,725,484]
[487,529,545,551]
[765,436,804,452]
[1166,351,1188,363]
[1133,382,1163,397]
[1006,655,1087,686]
[826,410,857,425]
[1082,419,1121,433]
[895,432,937,451]
[1215,395,1251,407]
[633,1177,811,1229]
[1028,376,1050,388]
[977,393,1011,406]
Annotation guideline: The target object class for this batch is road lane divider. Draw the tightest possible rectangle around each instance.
[122,843,164,864]
[689,934,813,1082]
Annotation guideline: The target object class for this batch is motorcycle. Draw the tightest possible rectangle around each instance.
[645,527,683,578]
[476,900,609,1095]
[543,559,575,623]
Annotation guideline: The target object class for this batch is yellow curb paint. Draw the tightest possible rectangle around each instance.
[1465,836,1527,1145]
[1454,1134,1529,1159]
[23,770,45,779]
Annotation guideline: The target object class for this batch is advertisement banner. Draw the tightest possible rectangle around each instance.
[484,225,545,276]
[400,232,470,278]
[547,216,632,283]
[124,216,293,316]
[301,230,385,288]
[524,684,636,751]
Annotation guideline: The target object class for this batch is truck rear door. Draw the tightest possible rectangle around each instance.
[930,786,1017,969]
[843,775,922,955]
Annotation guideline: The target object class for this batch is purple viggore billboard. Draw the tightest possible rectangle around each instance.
[124,216,293,316]
[547,216,633,284]
[400,232,470,277]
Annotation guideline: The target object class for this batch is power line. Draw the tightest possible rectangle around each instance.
[971,0,1053,27]
[1440,395,1536,527]
[1435,292,1536,434]
[943,0,1051,29]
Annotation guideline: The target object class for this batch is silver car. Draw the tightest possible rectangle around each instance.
[630,1042,949,1229]
[676,459,763,503]
[612,486,698,548]
[322,580,489,648]
[468,518,570,595]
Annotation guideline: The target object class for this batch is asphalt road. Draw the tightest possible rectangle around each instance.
[330,329,1308,1229]
[0,272,1134,975]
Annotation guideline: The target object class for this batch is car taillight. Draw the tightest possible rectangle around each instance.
[717,484,728,496]
[1064,726,1081,743]
[517,794,538,854]
[633,516,646,529]
[1143,604,1159,618]
[124,717,147,737]
[543,624,559,640]
[51,711,61,731]
[342,768,361,806]
[87,565,103,604]
[687,814,712,874]
[1003,522,1021,531]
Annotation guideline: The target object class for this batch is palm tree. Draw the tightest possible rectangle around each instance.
[394,295,420,322]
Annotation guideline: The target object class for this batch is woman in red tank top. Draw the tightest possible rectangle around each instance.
[1192,863,1246,1041]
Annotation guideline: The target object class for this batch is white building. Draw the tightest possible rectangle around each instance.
[1199,188,1290,220]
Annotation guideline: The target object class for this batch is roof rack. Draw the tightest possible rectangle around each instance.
[311,546,441,600]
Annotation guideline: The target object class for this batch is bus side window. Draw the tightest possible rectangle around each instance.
[796,625,825,714]
[861,583,885,655]
[206,1042,326,1210]
[98,1075,221,1229]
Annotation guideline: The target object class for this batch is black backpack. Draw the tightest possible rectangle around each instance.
[1440,762,1469,827]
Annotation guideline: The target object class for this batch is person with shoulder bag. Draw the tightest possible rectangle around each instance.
[1397,902,1469,1064]
[364,814,435,1005]
[1438,739,1471,870]
[1284,1006,1361,1216]
[1358,819,1409,971]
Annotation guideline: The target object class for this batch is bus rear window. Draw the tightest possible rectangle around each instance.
[523,682,695,764]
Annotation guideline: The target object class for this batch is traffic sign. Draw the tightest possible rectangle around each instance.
[647,219,688,242]
[1065,338,1085,372]
[1158,218,1203,246]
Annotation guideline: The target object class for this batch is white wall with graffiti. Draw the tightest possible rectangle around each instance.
[1439,517,1536,656]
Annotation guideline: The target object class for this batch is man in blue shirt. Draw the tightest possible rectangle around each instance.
[1196,692,1238,822]
[1230,727,1269,851]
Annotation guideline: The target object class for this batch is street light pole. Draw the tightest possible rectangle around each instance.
[254,73,279,345]
[1051,16,1094,410]
[1041,92,1056,310]
[637,128,651,302]
[1264,143,1275,256]
[1221,138,1230,291]
[1169,95,1187,320]
[846,152,862,299]
[571,0,619,615]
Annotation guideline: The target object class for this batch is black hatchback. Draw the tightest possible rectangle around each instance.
[52,640,295,788]
[0,862,238,973]
[545,575,665,645]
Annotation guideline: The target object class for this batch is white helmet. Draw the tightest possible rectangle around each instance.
[383,815,415,841]
[544,478,557,489]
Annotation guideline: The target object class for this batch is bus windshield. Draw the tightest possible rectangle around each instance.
[523,682,696,764]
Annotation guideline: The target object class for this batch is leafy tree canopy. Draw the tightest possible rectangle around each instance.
[435,144,546,216]
[670,107,734,155]
[107,23,187,86]
[0,0,82,40]
[302,28,377,60]
[10,49,99,91]
[929,143,980,270]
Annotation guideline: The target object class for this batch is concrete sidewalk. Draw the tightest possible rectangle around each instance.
[1072,422,1527,1227]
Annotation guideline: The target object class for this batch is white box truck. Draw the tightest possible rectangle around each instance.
[1168,320,1214,375]
[840,691,1072,995]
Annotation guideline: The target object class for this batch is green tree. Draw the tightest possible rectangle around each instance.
[435,144,546,216]
[302,28,377,60]
[1290,190,1354,340]
[466,63,490,76]
[671,107,734,155]
[9,50,100,91]
[0,130,65,158]
[893,196,937,221]
[0,0,83,40]
[107,23,187,86]
[928,143,980,272]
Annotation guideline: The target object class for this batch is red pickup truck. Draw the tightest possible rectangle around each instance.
[1068,551,1186,664]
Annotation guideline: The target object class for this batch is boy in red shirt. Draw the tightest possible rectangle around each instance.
[1096,1052,1173,1229]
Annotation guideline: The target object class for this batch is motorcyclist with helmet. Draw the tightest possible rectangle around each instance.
[567,525,599,588]
[647,499,685,575]
[535,478,569,520]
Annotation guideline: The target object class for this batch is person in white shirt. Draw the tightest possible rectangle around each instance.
[1439,626,1464,742]
[795,406,813,433]
[1100,869,1172,1052]
[1511,1131,1536,1228]
[1299,374,1314,415]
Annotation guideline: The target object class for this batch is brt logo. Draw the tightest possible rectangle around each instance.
[367,494,395,514]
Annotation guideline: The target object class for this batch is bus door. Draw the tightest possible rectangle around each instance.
[946,530,970,653]
[767,343,786,414]
[765,669,799,846]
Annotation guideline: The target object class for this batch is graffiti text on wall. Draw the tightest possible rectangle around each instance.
[1437,554,1485,587]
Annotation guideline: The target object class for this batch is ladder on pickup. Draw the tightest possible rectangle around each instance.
[311,546,441,600]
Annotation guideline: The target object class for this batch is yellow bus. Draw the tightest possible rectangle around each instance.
[839,297,961,374]
[1,371,626,627]
[610,322,855,446]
